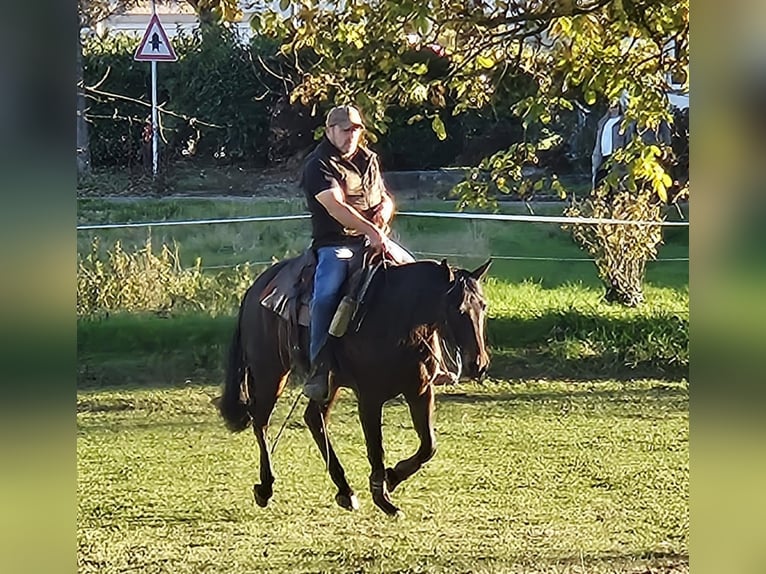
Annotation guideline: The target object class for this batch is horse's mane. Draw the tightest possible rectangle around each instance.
[357,260,455,344]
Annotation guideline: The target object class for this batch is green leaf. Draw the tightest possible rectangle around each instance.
[476,55,494,69]
[584,89,597,105]
[654,179,668,203]
[279,0,290,11]
[431,115,447,141]
[407,114,424,125]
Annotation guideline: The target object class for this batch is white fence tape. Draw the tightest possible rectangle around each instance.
[398,211,689,226]
[76,214,309,230]
[77,211,689,231]
[411,251,689,262]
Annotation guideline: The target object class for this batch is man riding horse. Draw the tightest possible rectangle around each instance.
[217,104,491,515]
[300,104,413,403]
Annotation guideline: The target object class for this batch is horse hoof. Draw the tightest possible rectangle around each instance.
[253,484,271,508]
[335,492,360,511]
[372,493,401,516]
[380,504,403,518]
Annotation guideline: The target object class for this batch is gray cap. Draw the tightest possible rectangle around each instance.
[326,105,364,129]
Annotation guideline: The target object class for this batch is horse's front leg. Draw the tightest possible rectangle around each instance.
[385,384,436,493]
[358,397,401,516]
[303,387,359,511]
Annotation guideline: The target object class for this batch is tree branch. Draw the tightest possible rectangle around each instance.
[83,85,225,129]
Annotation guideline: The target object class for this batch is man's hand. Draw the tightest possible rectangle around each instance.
[315,188,392,253]
[370,207,391,236]
[366,227,389,253]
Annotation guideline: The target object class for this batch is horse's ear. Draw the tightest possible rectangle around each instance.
[470,259,492,281]
[441,258,455,282]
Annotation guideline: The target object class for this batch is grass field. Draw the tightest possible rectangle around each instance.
[77,197,689,289]
[77,196,689,572]
[77,196,689,383]
[77,378,688,574]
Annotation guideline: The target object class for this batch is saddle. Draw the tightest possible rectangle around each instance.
[258,247,384,334]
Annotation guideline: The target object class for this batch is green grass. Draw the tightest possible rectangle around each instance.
[77,379,688,573]
[78,276,688,387]
[77,198,688,289]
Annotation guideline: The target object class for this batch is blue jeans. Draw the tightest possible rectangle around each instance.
[309,245,361,362]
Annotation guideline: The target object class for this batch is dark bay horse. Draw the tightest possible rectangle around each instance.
[218,256,491,515]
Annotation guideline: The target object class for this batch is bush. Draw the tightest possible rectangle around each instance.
[82,28,286,169]
[77,237,254,318]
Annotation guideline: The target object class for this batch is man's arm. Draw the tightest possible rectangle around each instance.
[315,187,388,250]
[379,190,395,227]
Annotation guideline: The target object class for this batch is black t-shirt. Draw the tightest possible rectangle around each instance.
[300,137,385,249]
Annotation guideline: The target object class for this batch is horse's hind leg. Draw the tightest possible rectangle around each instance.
[385,384,436,493]
[303,388,359,511]
[248,368,289,508]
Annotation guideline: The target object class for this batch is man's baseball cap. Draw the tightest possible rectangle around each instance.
[326,105,364,129]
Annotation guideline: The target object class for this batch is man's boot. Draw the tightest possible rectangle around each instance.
[303,356,330,403]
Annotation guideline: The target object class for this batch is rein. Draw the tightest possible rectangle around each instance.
[269,391,330,475]
[269,390,303,457]
[432,277,466,377]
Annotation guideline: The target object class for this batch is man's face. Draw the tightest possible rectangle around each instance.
[608,104,621,117]
[327,123,363,157]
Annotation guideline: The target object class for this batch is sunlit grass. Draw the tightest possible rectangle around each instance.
[78,379,688,573]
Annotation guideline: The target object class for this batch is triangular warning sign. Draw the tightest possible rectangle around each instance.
[134,13,178,62]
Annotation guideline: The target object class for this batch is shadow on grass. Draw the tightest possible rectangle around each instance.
[539,551,688,573]
[77,307,688,390]
[486,312,688,381]
[436,382,688,414]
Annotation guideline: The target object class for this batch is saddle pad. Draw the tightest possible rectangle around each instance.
[259,250,315,327]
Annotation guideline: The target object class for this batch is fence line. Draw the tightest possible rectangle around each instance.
[76,211,690,231]
[76,214,309,230]
[398,211,689,227]
[196,252,689,271]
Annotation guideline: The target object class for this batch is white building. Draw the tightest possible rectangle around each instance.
[92,1,262,39]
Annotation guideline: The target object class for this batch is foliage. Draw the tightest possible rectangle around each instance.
[82,29,287,168]
[563,186,665,306]
[77,237,255,318]
[185,0,242,25]
[76,242,688,380]
[254,0,688,305]
[77,379,688,573]
[254,0,687,197]
[78,0,140,28]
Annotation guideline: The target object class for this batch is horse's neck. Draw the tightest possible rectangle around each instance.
[378,264,449,325]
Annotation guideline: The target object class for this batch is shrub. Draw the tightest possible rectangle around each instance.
[77,237,255,318]
[82,29,285,169]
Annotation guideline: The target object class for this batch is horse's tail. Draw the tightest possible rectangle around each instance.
[218,306,252,433]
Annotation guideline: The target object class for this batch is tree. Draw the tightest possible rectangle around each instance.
[252,0,689,305]
[78,0,141,178]
[186,0,242,26]
[77,0,242,179]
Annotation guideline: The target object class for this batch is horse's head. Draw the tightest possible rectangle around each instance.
[442,259,492,380]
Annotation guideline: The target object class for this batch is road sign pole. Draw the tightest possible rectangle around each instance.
[133,3,177,179]
[151,60,158,178]
[151,0,157,178]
